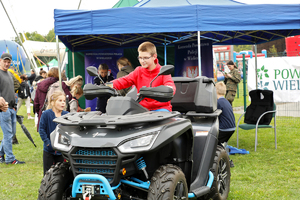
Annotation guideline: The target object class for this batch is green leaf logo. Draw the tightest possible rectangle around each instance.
[257,65,269,80]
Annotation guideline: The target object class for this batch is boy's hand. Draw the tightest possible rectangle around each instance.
[84,107,91,112]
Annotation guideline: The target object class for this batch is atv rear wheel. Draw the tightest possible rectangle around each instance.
[38,162,73,200]
[209,145,231,200]
[147,164,188,200]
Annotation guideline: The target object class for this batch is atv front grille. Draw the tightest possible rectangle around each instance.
[71,148,118,182]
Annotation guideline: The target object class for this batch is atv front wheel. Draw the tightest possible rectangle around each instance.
[38,162,73,200]
[209,145,231,200]
[147,164,188,200]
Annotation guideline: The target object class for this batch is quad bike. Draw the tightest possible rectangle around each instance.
[38,65,231,200]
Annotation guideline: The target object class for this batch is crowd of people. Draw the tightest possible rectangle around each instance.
[0,41,239,171]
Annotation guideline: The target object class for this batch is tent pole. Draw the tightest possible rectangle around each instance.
[72,48,75,78]
[254,44,258,89]
[164,38,167,66]
[78,0,82,9]
[197,31,201,76]
[56,36,63,91]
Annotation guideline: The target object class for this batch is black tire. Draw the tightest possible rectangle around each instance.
[38,162,73,200]
[147,164,188,200]
[208,145,231,200]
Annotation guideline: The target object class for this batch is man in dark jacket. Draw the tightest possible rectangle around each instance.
[27,69,36,87]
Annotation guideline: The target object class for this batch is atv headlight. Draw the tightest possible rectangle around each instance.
[118,131,159,153]
[58,134,70,146]
[53,128,72,152]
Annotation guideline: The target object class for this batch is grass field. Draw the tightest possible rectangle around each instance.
[0,99,299,199]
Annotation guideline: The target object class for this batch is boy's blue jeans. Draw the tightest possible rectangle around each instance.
[0,108,16,163]
[152,109,169,112]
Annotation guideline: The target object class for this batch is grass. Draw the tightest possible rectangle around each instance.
[0,105,44,200]
[1,101,300,199]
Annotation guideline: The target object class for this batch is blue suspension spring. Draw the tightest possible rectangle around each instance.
[136,157,149,179]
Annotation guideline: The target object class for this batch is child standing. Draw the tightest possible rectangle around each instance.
[215,81,236,167]
[69,85,91,113]
[38,90,69,175]
[116,57,134,96]
[94,63,114,113]
[112,41,176,111]
[17,74,33,119]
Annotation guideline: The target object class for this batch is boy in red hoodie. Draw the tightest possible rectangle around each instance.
[112,41,176,112]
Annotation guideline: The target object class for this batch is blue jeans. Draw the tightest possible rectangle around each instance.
[0,108,16,163]
[152,109,169,112]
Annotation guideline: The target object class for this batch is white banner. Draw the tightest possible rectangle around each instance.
[248,57,300,103]
[23,41,66,58]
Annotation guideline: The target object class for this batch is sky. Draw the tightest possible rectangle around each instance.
[1,0,300,41]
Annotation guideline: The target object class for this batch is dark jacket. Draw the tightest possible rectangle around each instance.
[117,65,135,96]
[94,74,114,113]
[38,109,69,155]
[34,77,72,130]
[18,82,31,99]
[217,97,236,129]
[35,75,44,82]
[27,73,36,85]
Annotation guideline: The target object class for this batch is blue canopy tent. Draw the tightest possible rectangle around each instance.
[55,3,300,74]
[55,4,300,51]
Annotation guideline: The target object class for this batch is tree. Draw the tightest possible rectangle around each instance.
[13,29,57,67]
[45,29,56,42]
[233,45,252,52]
[268,45,278,57]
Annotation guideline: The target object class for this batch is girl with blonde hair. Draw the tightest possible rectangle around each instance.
[69,85,91,113]
[38,90,69,175]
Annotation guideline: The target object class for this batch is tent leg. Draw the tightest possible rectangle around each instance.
[72,48,75,78]
[56,35,62,91]
[255,44,258,89]
[197,31,201,76]
[164,39,167,66]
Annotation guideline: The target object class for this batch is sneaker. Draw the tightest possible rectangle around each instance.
[229,160,234,168]
[0,156,5,163]
[28,116,34,119]
[7,159,25,164]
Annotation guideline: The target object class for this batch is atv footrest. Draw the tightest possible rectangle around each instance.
[186,109,222,118]
[190,186,211,198]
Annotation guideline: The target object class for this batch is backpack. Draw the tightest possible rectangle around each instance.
[244,90,274,125]
[18,83,27,99]
[41,81,70,112]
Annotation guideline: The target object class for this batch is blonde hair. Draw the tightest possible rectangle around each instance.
[64,75,83,87]
[117,57,132,67]
[46,90,66,110]
[71,85,83,97]
[215,82,226,96]
[138,41,157,56]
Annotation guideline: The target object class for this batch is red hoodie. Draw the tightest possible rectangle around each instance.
[113,63,176,111]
